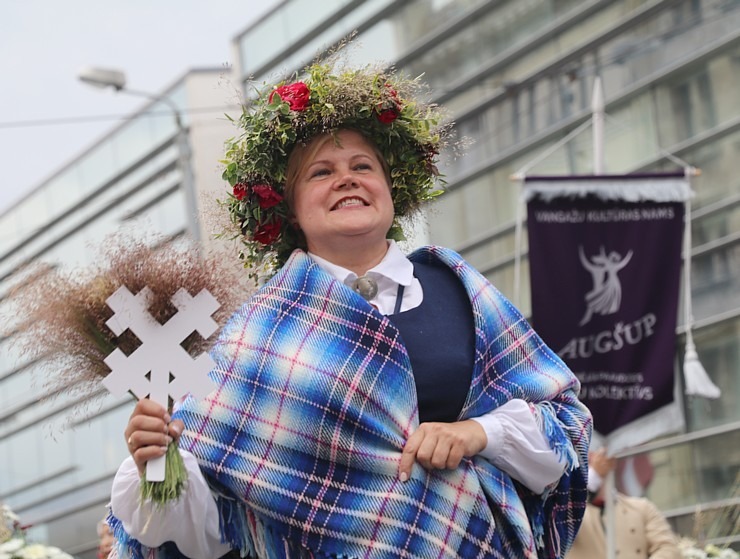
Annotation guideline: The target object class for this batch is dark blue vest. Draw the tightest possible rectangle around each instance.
[386,260,475,424]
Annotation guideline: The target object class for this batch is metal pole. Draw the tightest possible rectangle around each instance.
[115,88,200,241]
[592,76,605,175]
[604,468,617,559]
[591,74,616,559]
[512,179,524,308]
[173,112,200,242]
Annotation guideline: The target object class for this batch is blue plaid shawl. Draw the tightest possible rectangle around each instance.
[114,246,591,559]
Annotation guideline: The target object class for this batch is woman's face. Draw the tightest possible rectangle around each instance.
[290,129,394,257]
[98,525,114,559]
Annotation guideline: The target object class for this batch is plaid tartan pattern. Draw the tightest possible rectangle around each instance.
[124,247,591,559]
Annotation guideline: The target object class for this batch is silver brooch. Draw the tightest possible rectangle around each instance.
[351,275,378,301]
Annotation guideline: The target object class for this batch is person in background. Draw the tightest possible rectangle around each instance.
[566,448,681,559]
[108,59,592,559]
[97,518,115,559]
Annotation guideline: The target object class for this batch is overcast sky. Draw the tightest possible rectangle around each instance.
[0,0,279,215]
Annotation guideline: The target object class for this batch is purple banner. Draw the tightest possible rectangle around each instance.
[527,192,684,436]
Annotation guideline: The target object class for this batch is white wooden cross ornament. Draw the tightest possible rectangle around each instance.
[102,285,219,481]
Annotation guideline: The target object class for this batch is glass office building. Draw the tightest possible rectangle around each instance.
[233,0,739,545]
[0,68,236,558]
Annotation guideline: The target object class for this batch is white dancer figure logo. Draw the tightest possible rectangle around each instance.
[579,246,633,326]
[102,285,219,480]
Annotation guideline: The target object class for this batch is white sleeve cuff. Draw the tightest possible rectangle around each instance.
[110,451,232,559]
[470,399,567,494]
[587,466,604,493]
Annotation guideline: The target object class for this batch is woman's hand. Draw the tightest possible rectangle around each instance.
[124,398,183,475]
[398,420,487,481]
[589,448,617,479]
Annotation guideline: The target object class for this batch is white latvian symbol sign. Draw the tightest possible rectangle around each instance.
[102,285,220,481]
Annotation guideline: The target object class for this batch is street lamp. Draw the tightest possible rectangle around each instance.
[78,66,200,241]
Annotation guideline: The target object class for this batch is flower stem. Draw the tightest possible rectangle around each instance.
[139,440,188,504]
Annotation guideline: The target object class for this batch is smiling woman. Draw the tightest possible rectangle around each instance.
[287,130,395,271]
[218,57,449,277]
[107,54,592,559]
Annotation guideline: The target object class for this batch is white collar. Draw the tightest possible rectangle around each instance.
[308,240,414,287]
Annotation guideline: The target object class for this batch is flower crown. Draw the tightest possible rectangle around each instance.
[220,59,452,275]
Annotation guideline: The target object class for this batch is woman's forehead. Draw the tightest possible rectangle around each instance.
[310,130,377,157]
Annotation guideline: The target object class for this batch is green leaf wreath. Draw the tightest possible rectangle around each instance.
[220,56,454,277]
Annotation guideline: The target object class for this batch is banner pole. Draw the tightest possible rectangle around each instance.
[591,73,617,559]
[513,175,525,308]
[592,77,605,175]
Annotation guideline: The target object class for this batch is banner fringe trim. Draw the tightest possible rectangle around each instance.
[523,180,692,202]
